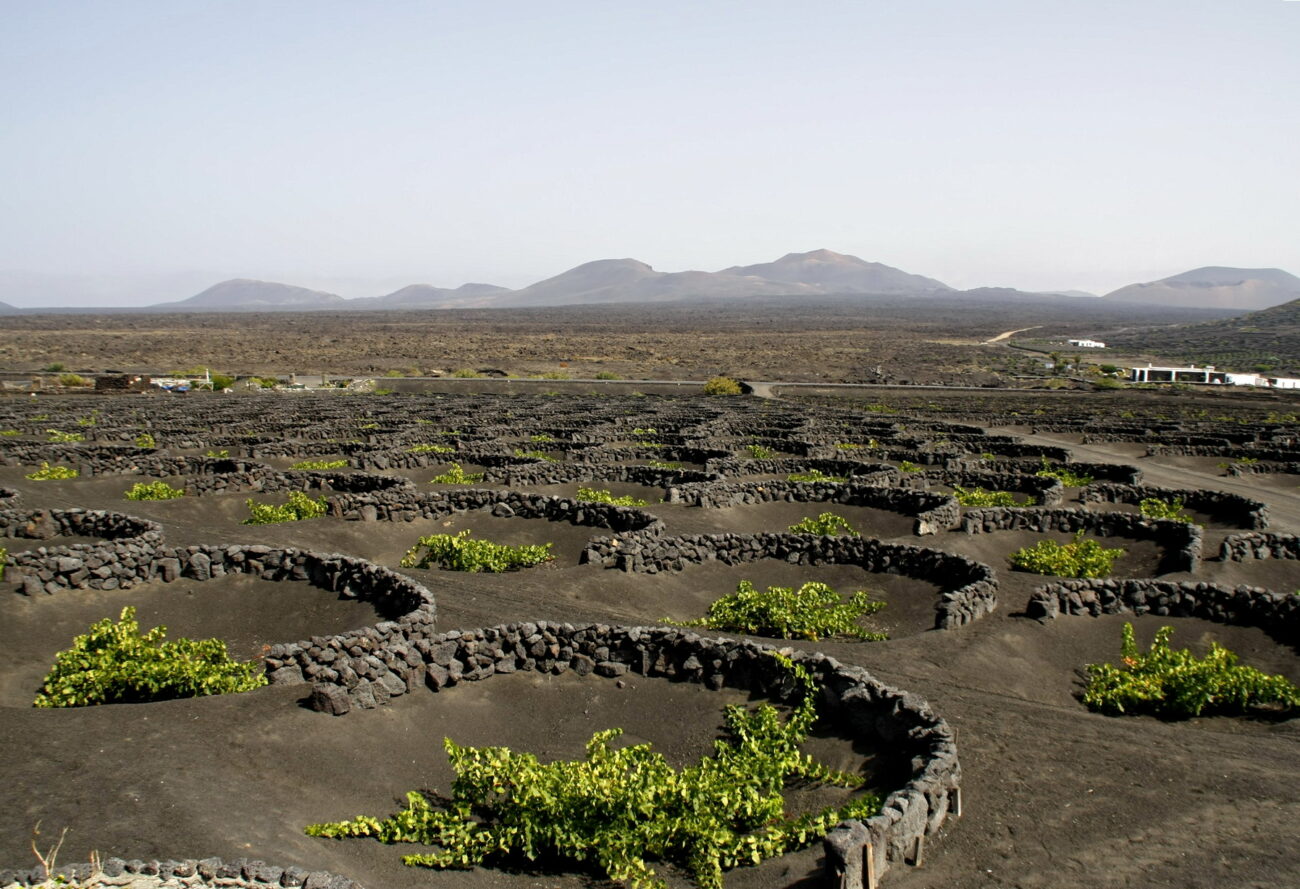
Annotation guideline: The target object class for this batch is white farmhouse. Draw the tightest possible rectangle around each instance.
[1268,377,1300,389]
[1068,339,1106,348]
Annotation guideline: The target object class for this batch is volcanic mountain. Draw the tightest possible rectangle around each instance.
[1103,267,1300,311]
[154,279,347,311]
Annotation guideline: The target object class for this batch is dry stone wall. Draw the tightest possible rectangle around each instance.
[1080,483,1269,530]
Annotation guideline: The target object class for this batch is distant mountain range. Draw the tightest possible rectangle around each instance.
[5,252,1297,313]
[1103,267,1300,311]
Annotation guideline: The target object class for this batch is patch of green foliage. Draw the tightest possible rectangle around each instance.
[702,376,743,396]
[306,654,877,889]
[430,463,484,484]
[291,459,349,470]
[449,368,482,378]
[513,448,556,462]
[0,429,20,437]
[787,469,845,483]
[76,413,98,426]
[124,481,185,501]
[33,606,266,707]
[529,433,556,443]
[400,530,553,573]
[631,427,658,436]
[46,429,84,443]
[744,444,775,459]
[951,486,1028,507]
[57,373,89,388]
[25,462,79,481]
[833,442,863,450]
[897,461,922,473]
[1138,497,1192,522]
[594,371,623,380]
[787,513,859,536]
[134,432,157,449]
[1009,531,1124,578]
[241,491,328,525]
[205,449,230,458]
[0,546,6,581]
[577,487,648,507]
[648,460,683,470]
[674,580,886,643]
[408,443,455,454]
[1035,457,1093,487]
[1083,623,1300,718]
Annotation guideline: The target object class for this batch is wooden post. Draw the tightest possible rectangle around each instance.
[912,834,925,867]
[954,786,963,818]
[864,841,876,889]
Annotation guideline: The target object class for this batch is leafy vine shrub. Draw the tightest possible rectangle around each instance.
[673,580,886,642]
[898,461,922,473]
[1035,457,1093,487]
[1009,531,1124,578]
[514,448,556,462]
[787,512,859,537]
[46,429,84,443]
[33,606,266,707]
[952,485,1030,507]
[648,460,683,470]
[529,433,556,443]
[291,458,349,470]
[787,469,844,483]
[0,546,6,581]
[400,530,553,573]
[1083,623,1300,718]
[134,432,157,449]
[631,427,658,436]
[744,444,775,459]
[241,491,328,525]
[0,428,20,437]
[124,480,185,501]
[205,449,230,458]
[577,487,648,507]
[57,373,89,388]
[25,462,79,481]
[306,654,877,889]
[1139,497,1192,522]
[430,462,484,484]
[702,375,744,396]
[408,443,454,454]
[594,371,623,380]
[833,442,863,450]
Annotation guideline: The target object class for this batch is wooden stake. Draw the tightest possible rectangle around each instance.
[954,786,963,818]
[865,841,877,889]
[913,834,925,868]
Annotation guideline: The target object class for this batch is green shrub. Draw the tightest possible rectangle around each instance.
[429,463,484,484]
[702,375,743,396]
[57,373,89,388]
[210,373,236,390]
[76,413,98,426]
[513,448,555,462]
[1009,531,1124,578]
[33,606,266,707]
[1139,497,1192,522]
[744,444,775,459]
[0,429,20,437]
[241,491,328,525]
[833,442,863,450]
[306,654,876,889]
[124,481,185,501]
[0,546,6,581]
[674,580,885,642]
[788,512,859,536]
[46,429,84,443]
[134,432,157,449]
[43,362,67,372]
[594,371,623,380]
[205,449,230,458]
[648,460,683,470]
[1035,457,1093,487]
[291,459,349,470]
[951,485,1028,507]
[1083,623,1300,718]
[577,487,648,507]
[407,443,454,454]
[400,530,553,573]
[788,469,845,483]
[449,368,481,378]
[25,462,79,481]
[631,427,658,436]
[898,460,923,473]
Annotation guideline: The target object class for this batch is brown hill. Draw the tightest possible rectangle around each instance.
[1103,267,1300,311]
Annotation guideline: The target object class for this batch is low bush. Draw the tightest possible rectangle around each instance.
[744,444,776,459]
[205,448,230,458]
[833,442,863,450]
[577,487,648,507]
[952,485,1029,507]
[241,491,328,525]
[25,462,79,481]
[46,429,84,443]
[702,375,743,396]
[33,606,266,707]
[449,368,481,378]
[898,460,923,473]
[429,463,484,484]
[0,429,20,437]
[57,373,89,388]
[674,580,886,642]
[306,654,876,889]
[133,432,157,449]
[787,512,859,536]
[408,443,455,454]
[787,469,845,483]
[1009,531,1124,578]
[290,458,349,470]
[1139,497,1192,522]
[513,448,556,462]
[1083,623,1300,718]
[594,371,622,380]
[400,530,553,573]
[648,460,683,470]
[1035,457,1093,487]
[529,433,556,443]
[124,481,185,501]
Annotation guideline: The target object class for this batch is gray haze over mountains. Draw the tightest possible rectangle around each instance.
[4,251,1297,314]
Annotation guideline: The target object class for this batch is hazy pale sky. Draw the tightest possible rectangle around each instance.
[2,0,1297,305]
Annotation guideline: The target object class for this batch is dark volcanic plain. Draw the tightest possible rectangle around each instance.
[1,305,1298,889]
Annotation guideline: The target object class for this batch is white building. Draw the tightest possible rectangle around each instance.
[1068,339,1106,348]
[1226,373,1264,387]
[1129,364,1227,384]
[1269,377,1300,389]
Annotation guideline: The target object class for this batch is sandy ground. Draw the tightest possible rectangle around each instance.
[1,423,1297,889]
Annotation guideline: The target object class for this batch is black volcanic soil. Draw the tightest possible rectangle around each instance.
[1,392,1297,889]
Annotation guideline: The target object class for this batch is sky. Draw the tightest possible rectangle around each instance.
[1,0,1297,306]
